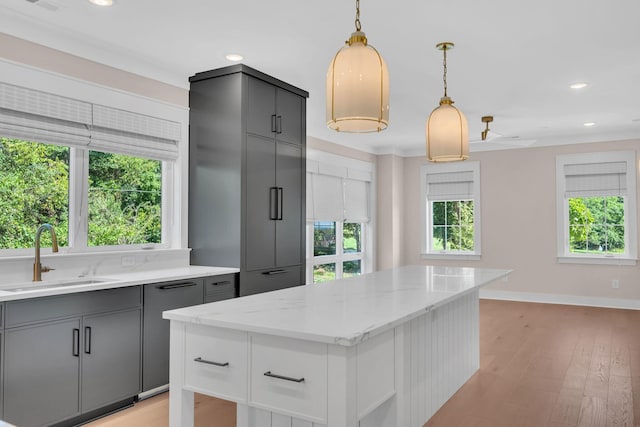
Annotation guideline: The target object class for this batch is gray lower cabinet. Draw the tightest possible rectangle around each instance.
[2,287,141,427]
[4,318,81,427]
[142,279,204,392]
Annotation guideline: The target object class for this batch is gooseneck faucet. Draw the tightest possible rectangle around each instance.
[33,223,59,282]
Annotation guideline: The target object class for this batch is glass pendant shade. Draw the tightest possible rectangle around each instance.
[426,97,469,162]
[326,31,389,132]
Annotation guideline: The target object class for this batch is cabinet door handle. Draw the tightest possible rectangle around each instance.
[84,326,92,354]
[72,328,80,357]
[271,114,277,133]
[211,281,231,286]
[262,269,288,275]
[276,115,282,134]
[194,357,229,367]
[269,187,278,220]
[264,371,305,383]
[277,187,283,220]
[158,282,198,290]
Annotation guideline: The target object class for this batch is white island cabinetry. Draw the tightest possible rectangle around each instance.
[165,265,511,427]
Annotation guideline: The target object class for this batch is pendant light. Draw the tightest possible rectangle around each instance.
[426,42,469,162]
[326,0,389,132]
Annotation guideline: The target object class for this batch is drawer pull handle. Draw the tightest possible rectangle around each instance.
[262,269,288,276]
[159,282,197,290]
[211,281,231,287]
[263,371,305,383]
[194,357,229,367]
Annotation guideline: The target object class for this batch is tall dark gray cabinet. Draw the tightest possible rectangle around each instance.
[189,65,308,296]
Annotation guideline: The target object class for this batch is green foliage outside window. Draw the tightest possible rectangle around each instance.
[0,138,69,249]
[88,151,161,246]
[568,197,625,254]
[431,200,474,251]
[0,137,162,250]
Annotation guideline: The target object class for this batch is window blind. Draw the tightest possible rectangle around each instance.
[426,171,474,200]
[91,105,180,161]
[344,179,369,222]
[0,82,180,161]
[0,82,91,148]
[310,173,344,221]
[564,161,627,197]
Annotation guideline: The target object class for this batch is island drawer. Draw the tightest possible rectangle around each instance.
[184,324,248,402]
[249,334,327,423]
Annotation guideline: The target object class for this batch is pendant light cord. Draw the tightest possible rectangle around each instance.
[442,45,448,97]
[355,0,362,31]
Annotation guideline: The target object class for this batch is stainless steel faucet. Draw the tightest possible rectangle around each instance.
[33,223,59,281]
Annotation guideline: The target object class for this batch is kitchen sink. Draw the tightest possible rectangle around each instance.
[0,277,116,292]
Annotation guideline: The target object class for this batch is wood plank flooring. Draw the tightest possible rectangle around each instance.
[86,300,640,427]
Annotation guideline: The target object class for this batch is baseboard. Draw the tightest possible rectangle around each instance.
[479,289,640,310]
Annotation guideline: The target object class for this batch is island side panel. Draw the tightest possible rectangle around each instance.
[169,320,194,427]
[406,288,480,426]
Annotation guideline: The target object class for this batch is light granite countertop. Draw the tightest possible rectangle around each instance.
[0,266,239,302]
[164,265,511,346]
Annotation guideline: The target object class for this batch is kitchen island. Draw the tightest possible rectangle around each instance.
[164,265,510,427]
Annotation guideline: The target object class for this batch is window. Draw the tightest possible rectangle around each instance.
[305,151,374,284]
[421,161,481,259]
[311,221,364,283]
[556,151,637,264]
[0,82,180,254]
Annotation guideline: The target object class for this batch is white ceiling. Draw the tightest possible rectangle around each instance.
[1,0,639,156]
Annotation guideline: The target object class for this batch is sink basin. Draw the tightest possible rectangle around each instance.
[0,277,115,292]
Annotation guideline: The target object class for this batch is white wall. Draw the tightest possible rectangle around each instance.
[400,139,640,304]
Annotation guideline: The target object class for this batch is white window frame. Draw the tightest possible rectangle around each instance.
[556,151,638,265]
[421,161,481,260]
[0,60,186,257]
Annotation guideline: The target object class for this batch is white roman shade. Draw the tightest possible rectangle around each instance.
[344,179,369,222]
[306,158,372,223]
[564,161,627,197]
[426,170,474,200]
[0,82,91,148]
[0,82,180,161]
[91,105,180,161]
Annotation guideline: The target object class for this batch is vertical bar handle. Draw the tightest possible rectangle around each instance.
[277,187,283,220]
[72,328,80,357]
[271,114,277,133]
[269,187,278,220]
[276,115,282,134]
[84,326,92,354]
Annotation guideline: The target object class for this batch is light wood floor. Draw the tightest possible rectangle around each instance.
[86,300,640,427]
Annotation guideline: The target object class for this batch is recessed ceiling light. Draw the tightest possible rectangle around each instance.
[583,122,596,127]
[569,82,589,89]
[89,0,114,5]
[225,54,243,62]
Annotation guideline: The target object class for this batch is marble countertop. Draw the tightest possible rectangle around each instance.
[164,265,511,346]
[0,266,239,302]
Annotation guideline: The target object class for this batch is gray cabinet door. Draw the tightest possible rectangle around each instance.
[276,88,304,145]
[142,280,203,391]
[82,308,141,412]
[275,142,303,266]
[247,77,276,138]
[245,134,276,270]
[4,318,81,427]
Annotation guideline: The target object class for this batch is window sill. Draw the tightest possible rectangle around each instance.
[557,256,637,266]
[421,253,481,261]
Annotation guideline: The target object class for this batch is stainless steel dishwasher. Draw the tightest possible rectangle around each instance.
[142,279,204,392]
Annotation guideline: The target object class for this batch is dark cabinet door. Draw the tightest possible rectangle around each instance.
[246,134,277,270]
[142,280,204,391]
[247,77,277,139]
[4,318,81,427]
[275,88,304,145]
[275,142,303,266]
[82,308,141,412]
